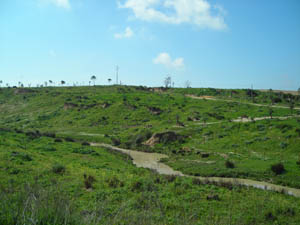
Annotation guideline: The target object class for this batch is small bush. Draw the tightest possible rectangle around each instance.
[83,174,96,189]
[111,137,121,146]
[165,175,177,183]
[131,180,143,192]
[52,163,66,174]
[81,142,90,146]
[192,178,202,185]
[54,138,63,143]
[106,176,124,188]
[225,160,235,169]
[65,137,75,142]
[43,132,56,138]
[271,163,285,175]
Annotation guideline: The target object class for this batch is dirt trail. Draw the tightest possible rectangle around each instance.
[186,94,300,110]
[91,143,300,198]
[194,115,300,126]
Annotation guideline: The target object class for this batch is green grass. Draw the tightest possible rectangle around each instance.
[1,85,300,224]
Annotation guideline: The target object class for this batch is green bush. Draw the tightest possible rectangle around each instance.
[52,163,66,174]
[225,160,235,169]
[271,163,285,175]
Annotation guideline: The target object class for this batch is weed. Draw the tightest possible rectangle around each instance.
[83,174,96,189]
[52,163,66,174]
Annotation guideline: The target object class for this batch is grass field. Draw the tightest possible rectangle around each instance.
[0,85,300,224]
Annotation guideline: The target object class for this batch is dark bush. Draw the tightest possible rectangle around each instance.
[43,132,56,138]
[83,174,96,189]
[52,163,66,174]
[164,175,177,183]
[54,138,63,143]
[271,163,285,175]
[192,178,202,185]
[11,152,32,161]
[206,194,220,201]
[111,137,121,146]
[131,180,143,192]
[106,176,124,188]
[225,160,235,169]
[65,137,75,142]
[81,142,90,146]
[265,212,277,221]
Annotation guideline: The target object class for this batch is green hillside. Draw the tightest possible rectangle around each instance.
[0,85,300,224]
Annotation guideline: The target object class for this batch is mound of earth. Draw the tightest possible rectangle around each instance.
[144,131,184,146]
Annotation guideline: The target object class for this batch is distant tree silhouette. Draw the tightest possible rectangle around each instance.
[49,80,53,86]
[89,81,91,86]
[164,76,171,88]
[298,87,300,96]
[0,80,2,87]
[61,80,65,86]
[108,78,112,84]
[91,75,96,86]
[184,80,191,88]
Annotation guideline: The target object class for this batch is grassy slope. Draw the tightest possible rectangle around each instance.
[0,130,300,225]
[0,86,300,224]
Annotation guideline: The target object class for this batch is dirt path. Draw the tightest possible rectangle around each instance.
[91,143,300,198]
[194,115,300,126]
[186,94,300,110]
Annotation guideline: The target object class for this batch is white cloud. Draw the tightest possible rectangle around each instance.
[118,0,227,30]
[41,0,71,9]
[153,52,184,69]
[114,27,134,39]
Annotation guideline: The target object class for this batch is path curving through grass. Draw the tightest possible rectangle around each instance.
[91,143,300,198]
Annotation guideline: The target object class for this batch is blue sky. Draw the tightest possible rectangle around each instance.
[1,0,300,89]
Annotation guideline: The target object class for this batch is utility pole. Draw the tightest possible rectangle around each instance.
[116,66,119,85]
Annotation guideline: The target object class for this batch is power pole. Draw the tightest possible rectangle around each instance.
[116,66,119,85]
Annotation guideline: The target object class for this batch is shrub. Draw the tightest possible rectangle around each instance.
[164,175,177,183]
[225,160,235,169]
[54,138,63,143]
[131,180,143,192]
[11,152,32,161]
[83,174,96,189]
[52,163,66,174]
[81,142,90,146]
[43,132,56,138]
[65,137,75,142]
[271,163,285,175]
[192,178,202,185]
[111,137,121,146]
[106,176,124,188]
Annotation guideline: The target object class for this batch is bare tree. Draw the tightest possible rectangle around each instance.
[91,75,96,86]
[184,80,191,88]
[164,76,172,88]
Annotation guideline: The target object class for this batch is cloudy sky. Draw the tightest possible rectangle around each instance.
[1,0,300,89]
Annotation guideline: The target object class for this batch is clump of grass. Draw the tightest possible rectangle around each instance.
[52,163,66,174]
[164,175,177,183]
[54,138,63,143]
[81,141,90,146]
[65,137,74,142]
[131,180,143,192]
[225,160,235,169]
[271,163,285,175]
[83,174,96,189]
[106,176,124,188]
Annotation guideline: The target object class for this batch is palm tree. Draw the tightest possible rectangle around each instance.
[108,78,112,85]
[61,80,65,86]
[91,76,96,86]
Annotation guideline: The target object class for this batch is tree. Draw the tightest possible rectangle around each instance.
[268,107,273,119]
[49,80,53,86]
[61,80,65,86]
[164,76,171,88]
[0,80,2,87]
[298,87,300,96]
[108,78,112,85]
[184,80,191,88]
[91,75,96,86]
